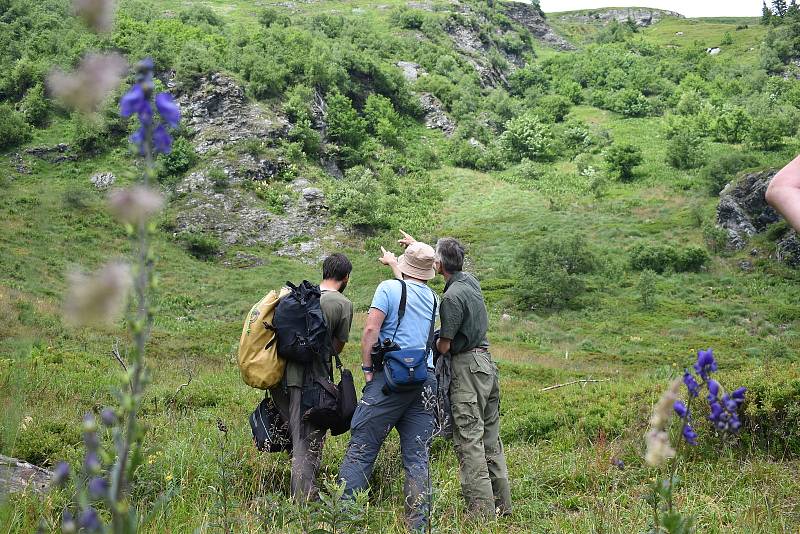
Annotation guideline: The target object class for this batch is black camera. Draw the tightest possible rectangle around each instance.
[370,338,400,369]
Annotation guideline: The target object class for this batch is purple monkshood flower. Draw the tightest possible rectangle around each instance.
[155,93,180,127]
[88,477,108,499]
[709,401,723,422]
[673,400,688,419]
[120,84,145,118]
[78,506,102,532]
[682,423,698,445]
[61,509,77,534]
[693,348,717,379]
[732,387,747,405]
[84,451,101,474]
[153,124,173,154]
[100,408,116,427]
[683,369,701,398]
[53,461,70,486]
[706,379,720,401]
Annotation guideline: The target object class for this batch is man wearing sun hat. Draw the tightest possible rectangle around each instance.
[338,240,439,532]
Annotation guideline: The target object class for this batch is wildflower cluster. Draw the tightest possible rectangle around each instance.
[52,410,118,532]
[678,348,746,439]
[120,59,180,156]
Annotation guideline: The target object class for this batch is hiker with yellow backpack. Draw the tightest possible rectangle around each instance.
[238,254,354,502]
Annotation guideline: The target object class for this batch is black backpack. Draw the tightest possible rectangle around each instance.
[273,281,328,365]
[301,351,357,436]
[249,396,291,453]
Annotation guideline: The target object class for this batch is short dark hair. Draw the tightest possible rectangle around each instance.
[322,253,352,281]
[435,238,464,273]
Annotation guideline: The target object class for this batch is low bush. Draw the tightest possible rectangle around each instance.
[0,104,32,151]
[604,143,643,181]
[703,152,760,195]
[515,234,596,311]
[536,94,572,123]
[20,83,50,128]
[666,129,706,169]
[629,243,709,273]
[159,137,197,179]
[181,233,221,260]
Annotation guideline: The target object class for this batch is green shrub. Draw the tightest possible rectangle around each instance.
[175,41,218,89]
[208,167,229,192]
[391,8,428,30]
[712,106,751,143]
[736,366,800,455]
[611,88,651,117]
[703,152,760,195]
[20,83,50,127]
[364,94,403,148]
[666,129,706,169]
[72,114,108,154]
[508,64,549,97]
[746,104,798,151]
[328,166,390,229]
[326,92,368,167]
[179,6,224,27]
[559,119,593,156]
[500,112,553,162]
[289,119,321,158]
[629,243,708,273]
[259,8,290,28]
[536,94,572,123]
[181,233,221,260]
[159,137,197,179]
[604,143,643,182]
[515,234,596,311]
[0,104,32,150]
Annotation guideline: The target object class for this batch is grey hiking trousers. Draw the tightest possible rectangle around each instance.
[271,385,326,502]
[338,370,437,532]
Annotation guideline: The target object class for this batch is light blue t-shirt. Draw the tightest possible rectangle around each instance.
[370,279,438,368]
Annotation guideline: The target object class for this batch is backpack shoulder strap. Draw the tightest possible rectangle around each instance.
[388,279,406,343]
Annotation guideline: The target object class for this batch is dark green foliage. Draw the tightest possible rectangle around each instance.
[595,19,635,44]
[175,41,219,89]
[703,152,760,195]
[71,114,108,154]
[259,8,290,28]
[0,103,32,150]
[508,64,549,97]
[181,233,221,260]
[739,370,800,455]
[604,143,643,181]
[637,269,658,309]
[328,166,389,229]
[746,103,798,150]
[611,88,652,117]
[712,106,751,143]
[515,234,596,311]
[20,83,50,127]
[326,92,369,167]
[391,7,428,30]
[629,243,709,273]
[179,6,224,27]
[363,94,403,148]
[536,94,572,123]
[159,137,197,179]
[666,129,706,169]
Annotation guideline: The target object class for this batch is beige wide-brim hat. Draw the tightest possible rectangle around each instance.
[398,242,436,281]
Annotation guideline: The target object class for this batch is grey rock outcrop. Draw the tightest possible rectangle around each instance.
[419,93,456,137]
[717,170,780,250]
[502,1,575,51]
[777,232,800,267]
[177,74,288,154]
[25,143,76,163]
[0,455,53,497]
[396,61,426,82]
[557,8,683,27]
[90,172,115,190]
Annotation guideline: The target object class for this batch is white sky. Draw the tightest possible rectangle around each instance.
[536,0,762,18]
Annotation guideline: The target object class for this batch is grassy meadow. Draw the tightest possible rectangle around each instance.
[2,0,800,532]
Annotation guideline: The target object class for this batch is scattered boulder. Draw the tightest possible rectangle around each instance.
[0,455,53,497]
[502,1,575,51]
[707,47,721,55]
[90,172,115,190]
[738,260,753,272]
[777,232,800,267]
[419,93,456,137]
[176,74,288,154]
[716,170,780,250]
[675,31,684,36]
[11,153,31,174]
[396,61,426,82]
[25,143,76,163]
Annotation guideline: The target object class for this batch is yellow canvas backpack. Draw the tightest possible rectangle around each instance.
[238,287,290,389]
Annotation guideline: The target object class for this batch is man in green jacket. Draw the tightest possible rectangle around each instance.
[433,237,512,517]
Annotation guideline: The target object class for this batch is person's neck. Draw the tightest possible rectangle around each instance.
[319,279,342,292]
[442,270,453,282]
[402,275,427,285]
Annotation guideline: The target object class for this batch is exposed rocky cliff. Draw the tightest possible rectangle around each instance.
[502,1,575,51]
[556,7,683,27]
[716,170,800,267]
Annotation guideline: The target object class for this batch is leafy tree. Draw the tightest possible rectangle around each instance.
[703,152,760,195]
[259,8,290,28]
[499,112,553,162]
[763,1,774,24]
[712,106,751,143]
[326,92,368,166]
[773,0,788,17]
[605,143,643,181]
[536,94,572,123]
[666,129,706,169]
[0,103,31,150]
[363,94,403,148]
[20,83,50,127]
[612,88,651,117]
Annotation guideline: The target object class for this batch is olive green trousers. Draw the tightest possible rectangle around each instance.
[449,349,512,516]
